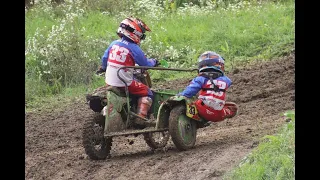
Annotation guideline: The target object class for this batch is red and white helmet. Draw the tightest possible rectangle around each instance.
[117,17,151,45]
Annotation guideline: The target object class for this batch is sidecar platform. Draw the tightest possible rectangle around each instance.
[104,127,168,138]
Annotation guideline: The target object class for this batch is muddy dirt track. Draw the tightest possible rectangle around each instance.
[25,54,295,180]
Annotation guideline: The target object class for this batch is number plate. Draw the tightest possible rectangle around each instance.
[186,104,198,118]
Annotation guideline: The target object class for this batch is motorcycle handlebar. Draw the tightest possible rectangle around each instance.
[116,66,198,92]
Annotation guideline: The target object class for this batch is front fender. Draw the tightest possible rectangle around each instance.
[168,95,187,102]
[156,95,194,129]
[167,95,195,104]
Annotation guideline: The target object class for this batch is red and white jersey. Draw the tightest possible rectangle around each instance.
[198,78,229,110]
[105,43,135,87]
[179,75,232,111]
[101,37,156,87]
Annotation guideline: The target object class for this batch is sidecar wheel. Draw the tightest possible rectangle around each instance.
[143,131,170,149]
[169,105,197,151]
[82,113,112,160]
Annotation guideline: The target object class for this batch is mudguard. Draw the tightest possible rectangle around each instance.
[156,95,200,129]
[168,95,188,102]
[86,86,112,112]
[104,91,127,134]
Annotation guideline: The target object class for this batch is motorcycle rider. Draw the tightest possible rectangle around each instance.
[178,51,238,122]
[96,17,158,127]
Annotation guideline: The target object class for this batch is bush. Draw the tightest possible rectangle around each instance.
[25,0,294,102]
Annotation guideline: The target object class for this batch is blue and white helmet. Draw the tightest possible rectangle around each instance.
[198,51,225,74]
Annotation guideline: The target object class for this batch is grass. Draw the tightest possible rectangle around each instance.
[25,73,106,112]
[224,110,295,180]
[25,0,294,108]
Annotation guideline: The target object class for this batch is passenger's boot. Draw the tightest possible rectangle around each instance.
[134,96,156,127]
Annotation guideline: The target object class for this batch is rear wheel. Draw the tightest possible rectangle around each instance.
[82,113,112,160]
[169,105,197,151]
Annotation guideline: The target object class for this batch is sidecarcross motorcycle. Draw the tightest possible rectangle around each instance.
[82,66,197,160]
[82,66,238,160]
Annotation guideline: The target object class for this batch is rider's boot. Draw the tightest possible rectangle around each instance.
[224,102,238,119]
[134,96,156,127]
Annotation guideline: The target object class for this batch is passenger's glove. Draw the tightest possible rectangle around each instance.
[96,66,106,75]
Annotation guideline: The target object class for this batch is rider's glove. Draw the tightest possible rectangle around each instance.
[148,59,160,67]
[154,59,161,67]
[96,66,106,75]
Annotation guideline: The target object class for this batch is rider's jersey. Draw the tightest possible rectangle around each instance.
[101,37,156,87]
[179,75,232,110]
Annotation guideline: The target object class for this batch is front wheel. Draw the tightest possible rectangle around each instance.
[82,113,112,160]
[169,105,197,151]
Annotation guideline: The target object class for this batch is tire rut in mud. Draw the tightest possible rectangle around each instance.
[25,54,294,180]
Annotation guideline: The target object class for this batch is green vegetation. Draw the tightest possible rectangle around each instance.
[25,0,294,109]
[25,1,295,178]
[224,110,295,180]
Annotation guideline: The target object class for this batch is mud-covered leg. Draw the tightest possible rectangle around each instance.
[134,96,156,127]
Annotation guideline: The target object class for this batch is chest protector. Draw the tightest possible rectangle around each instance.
[199,71,225,92]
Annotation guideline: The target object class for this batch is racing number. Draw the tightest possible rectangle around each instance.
[188,105,196,115]
[207,80,227,97]
[109,45,129,62]
[186,104,199,119]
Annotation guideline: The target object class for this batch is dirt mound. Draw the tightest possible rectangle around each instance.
[25,54,295,180]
